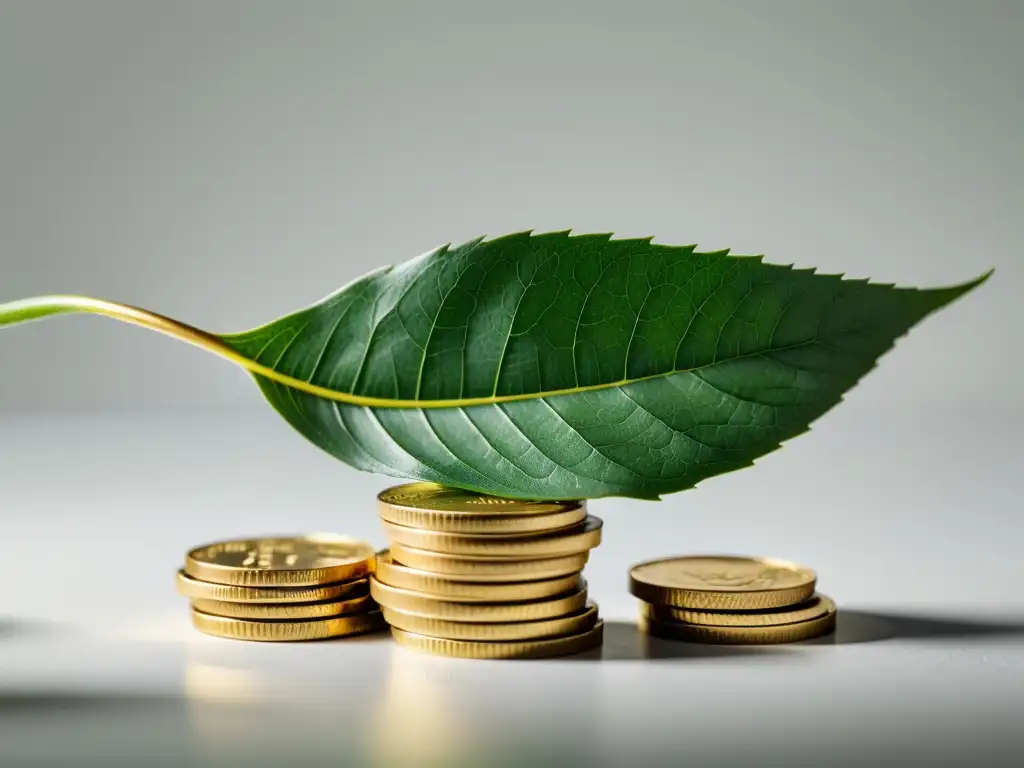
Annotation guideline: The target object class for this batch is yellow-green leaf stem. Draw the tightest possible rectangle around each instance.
[0,293,683,409]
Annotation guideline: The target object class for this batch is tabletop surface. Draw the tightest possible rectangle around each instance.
[2,410,1021,767]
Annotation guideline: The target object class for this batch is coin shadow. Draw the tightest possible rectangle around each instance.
[0,616,65,642]
[806,609,1024,645]
[566,620,792,662]
[569,610,1024,659]
[0,690,181,715]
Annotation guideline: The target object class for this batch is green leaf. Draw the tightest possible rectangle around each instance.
[0,231,989,500]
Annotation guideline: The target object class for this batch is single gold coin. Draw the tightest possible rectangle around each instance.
[377,482,586,534]
[370,577,588,623]
[381,515,602,558]
[390,620,604,659]
[374,550,581,602]
[190,608,387,642]
[381,603,600,642]
[639,603,837,644]
[378,482,581,515]
[175,570,369,604]
[389,543,589,582]
[191,592,376,620]
[641,594,835,627]
[184,535,375,587]
[629,555,816,610]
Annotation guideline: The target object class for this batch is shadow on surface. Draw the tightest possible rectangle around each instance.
[814,609,1024,645]
[569,620,790,662]
[0,691,185,715]
[0,617,64,641]
[574,610,1024,660]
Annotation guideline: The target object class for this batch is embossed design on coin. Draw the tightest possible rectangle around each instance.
[378,485,586,533]
[629,555,816,610]
[185,535,375,587]
[378,482,579,516]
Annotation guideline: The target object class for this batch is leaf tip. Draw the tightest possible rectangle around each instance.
[922,267,994,309]
[942,267,993,299]
[975,267,996,285]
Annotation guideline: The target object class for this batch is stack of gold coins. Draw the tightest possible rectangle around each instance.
[630,555,837,644]
[372,483,604,659]
[176,535,386,642]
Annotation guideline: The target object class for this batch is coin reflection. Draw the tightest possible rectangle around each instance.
[184,662,267,703]
[183,660,271,760]
[373,648,478,766]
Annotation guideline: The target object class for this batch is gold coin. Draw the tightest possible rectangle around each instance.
[175,570,369,604]
[377,482,586,534]
[191,592,376,620]
[389,543,589,582]
[629,555,816,610]
[381,603,599,641]
[370,577,588,622]
[639,604,837,644]
[375,551,582,602]
[184,535,375,587]
[190,608,387,642]
[390,620,604,659]
[381,516,603,558]
[641,594,835,627]
[378,482,581,515]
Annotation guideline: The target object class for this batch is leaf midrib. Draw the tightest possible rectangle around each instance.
[0,294,835,409]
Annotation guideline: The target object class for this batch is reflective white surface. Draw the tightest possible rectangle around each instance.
[1,410,1022,767]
